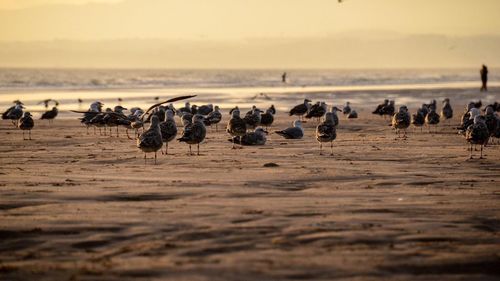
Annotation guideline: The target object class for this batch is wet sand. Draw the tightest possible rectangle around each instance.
[1,100,500,280]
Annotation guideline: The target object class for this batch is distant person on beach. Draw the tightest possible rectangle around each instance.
[480,65,488,92]
[282,72,287,83]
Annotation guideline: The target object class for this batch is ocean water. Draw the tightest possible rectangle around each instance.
[0,68,495,90]
[0,68,497,117]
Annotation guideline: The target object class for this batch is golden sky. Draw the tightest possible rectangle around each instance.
[1,0,500,41]
[0,0,499,68]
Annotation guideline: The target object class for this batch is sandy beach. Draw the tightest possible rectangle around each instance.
[1,88,500,280]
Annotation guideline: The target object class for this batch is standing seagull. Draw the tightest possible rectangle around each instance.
[306,101,327,122]
[342,102,352,116]
[441,98,453,124]
[289,99,311,121]
[373,99,389,117]
[204,105,222,131]
[260,108,275,130]
[2,102,24,126]
[268,104,277,115]
[227,109,247,149]
[243,107,262,131]
[137,115,163,164]
[484,106,499,144]
[466,115,490,159]
[316,112,337,155]
[392,106,411,138]
[160,109,178,155]
[425,108,440,133]
[41,107,59,124]
[412,111,425,132]
[331,107,341,127]
[381,100,395,119]
[18,112,34,140]
[178,114,207,155]
[275,120,304,139]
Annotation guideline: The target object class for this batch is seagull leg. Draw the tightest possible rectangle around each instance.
[29,130,31,140]
[189,145,192,155]
[319,143,323,155]
[144,153,147,164]
[232,138,236,149]
[330,142,334,156]
[469,144,473,159]
[155,152,157,164]
[197,143,200,155]
[166,143,169,155]
[22,131,25,140]
[480,145,484,159]
[215,124,218,132]
[116,126,119,137]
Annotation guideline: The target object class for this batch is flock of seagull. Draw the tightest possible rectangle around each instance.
[2,95,500,162]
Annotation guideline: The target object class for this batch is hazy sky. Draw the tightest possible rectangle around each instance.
[0,0,499,68]
[1,0,500,40]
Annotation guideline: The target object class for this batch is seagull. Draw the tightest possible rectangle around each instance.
[459,107,480,135]
[347,110,358,119]
[160,109,178,155]
[425,108,440,133]
[441,98,453,123]
[41,107,59,124]
[381,100,395,119]
[466,115,490,159]
[484,106,499,144]
[190,104,198,115]
[418,103,430,118]
[342,101,351,115]
[372,99,388,117]
[137,115,163,164]
[316,112,337,155]
[177,102,192,117]
[243,107,262,131]
[246,105,260,116]
[229,127,268,146]
[126,109,144,139]
[411,111,425,132]
[268,104,276,115]
[227,109,247,149]
[260,108,275,129]
[427,99,437,111]
[204,105,222,131]
[229,106,240,116]
[289,99,311,121]
[306,101,327,122]
[89,108,112,136]
[197,104,213,115]
[180,112,193,127]
[177,114,207,155]
[72,101,104,134]
[392,105,411,138]
[2,101,24,126]
[275,120,304,139]
[103,105,128,137]
[331,106,341,127]
[18,112,34,140]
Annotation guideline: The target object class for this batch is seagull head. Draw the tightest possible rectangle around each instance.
[293,120,303,128]
[231,109,241,118]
